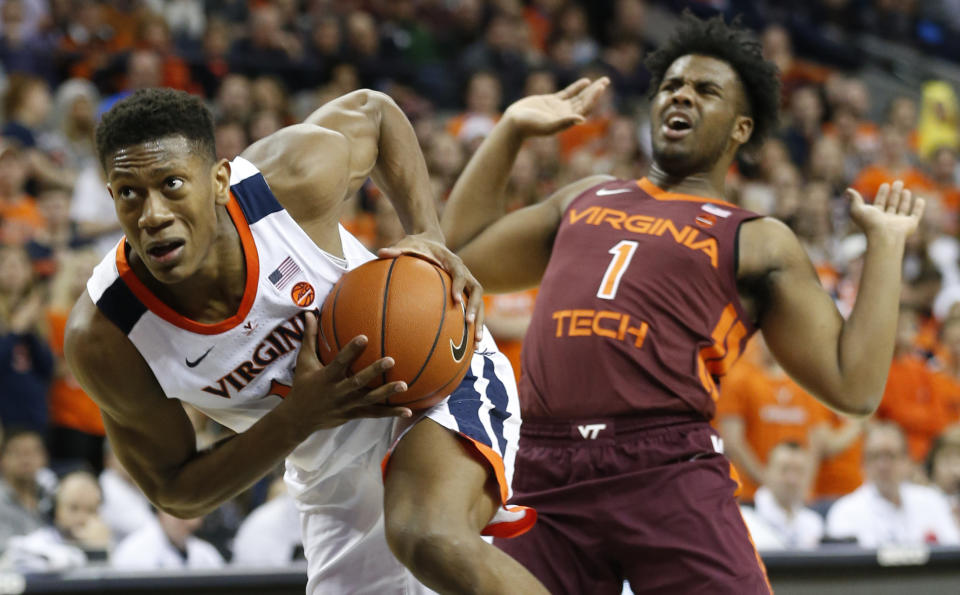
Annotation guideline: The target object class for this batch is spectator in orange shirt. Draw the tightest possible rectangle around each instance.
[851,125,934,201]
[927,146,960,233]
[811,412,865,501]
[0,140,43,245]
[46,249,105,474]
[931,312,960,425]
[446,71,501,145]
[876,306,947,462]
[717,339,829,501]
[886,96,919,153]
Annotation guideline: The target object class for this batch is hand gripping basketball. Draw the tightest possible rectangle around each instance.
[284,312,412,431]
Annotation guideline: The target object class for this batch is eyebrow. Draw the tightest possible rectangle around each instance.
[663,76,723,90]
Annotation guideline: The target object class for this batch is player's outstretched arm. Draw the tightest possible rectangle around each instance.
[741,181,924,416]
[442,77,610,252]
[65,297,409,518]
[244,90,485,334]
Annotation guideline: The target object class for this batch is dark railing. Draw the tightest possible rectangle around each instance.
[4,546,960,595]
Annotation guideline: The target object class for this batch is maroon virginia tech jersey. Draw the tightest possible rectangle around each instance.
[519,178,761,420]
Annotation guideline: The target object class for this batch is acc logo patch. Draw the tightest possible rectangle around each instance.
[291,281,315,307]
[695,213,717,228]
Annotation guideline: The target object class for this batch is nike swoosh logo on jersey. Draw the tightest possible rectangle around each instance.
[596,188,632,196]
[185,346,214,368]
[450,307,469,362]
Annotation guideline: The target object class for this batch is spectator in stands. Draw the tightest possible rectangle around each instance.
[228,3,303,88]
[886,96,918,151]
[875,305,946,463]
[68,155,121,256]
[750,442,824,549]
[0,0,56,83]
[927,146,960,233]
[932,311,960,423]
[917,80,958,161]
[98,441,153,543]
[232,478,302,567]
[46,249,105,473]
[826,422,960,547]
[0,244,53,433]
[717,338,828,501]
[458,12,527,105]
[112,510,224,570]
[213,73,253,125]
[1,470,111,571]
[41,78,100,173]
[928,424,960,528]
[447,70,502,144]
[0,139,44,244]
[811,412,866,501]
[0,428,52,552]
[214,119,248,162]
[781,85,824,168]
[97,49,164,117]
[852,124,934,201]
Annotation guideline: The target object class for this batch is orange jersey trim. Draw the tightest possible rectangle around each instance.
[731,462,774,594]
[637,178,737,208]
[115,192,260,335]
[381,429,536,539]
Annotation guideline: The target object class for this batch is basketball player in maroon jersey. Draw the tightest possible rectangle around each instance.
[442,14,924,594]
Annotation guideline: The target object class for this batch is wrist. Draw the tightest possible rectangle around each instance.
[271,397,314,444]
[864,228,907,251]
[499,112,532,143]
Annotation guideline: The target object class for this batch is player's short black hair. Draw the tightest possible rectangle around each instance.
[96,88,216,169]
[644,12,780,153]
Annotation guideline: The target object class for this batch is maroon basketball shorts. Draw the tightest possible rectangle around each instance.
[494,414,772,594]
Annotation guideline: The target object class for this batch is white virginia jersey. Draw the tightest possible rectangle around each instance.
[86,156,392,479]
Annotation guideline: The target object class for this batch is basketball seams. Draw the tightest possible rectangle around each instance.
[404,264,447,393]
[380,258,398,386]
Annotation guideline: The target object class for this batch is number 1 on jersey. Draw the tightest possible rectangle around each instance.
[597,240,638,300]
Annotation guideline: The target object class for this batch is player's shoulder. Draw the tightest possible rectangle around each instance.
[552,174,618,212]
[64,292,152,414]
[738,216,805,276]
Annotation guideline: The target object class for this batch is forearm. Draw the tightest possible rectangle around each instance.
[154,402,311,517]
[837,232,907,413]
[442,120,524,251]
[367,93,442,238]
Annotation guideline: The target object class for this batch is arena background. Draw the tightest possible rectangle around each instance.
[1,0,959,593]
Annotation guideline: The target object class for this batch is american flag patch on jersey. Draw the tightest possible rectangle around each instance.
[268,256,301,289]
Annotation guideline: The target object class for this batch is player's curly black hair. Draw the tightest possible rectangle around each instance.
[96,88,216,168]
[644,12,780,153]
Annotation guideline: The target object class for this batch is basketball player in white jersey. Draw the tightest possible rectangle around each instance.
[63,88,557,593]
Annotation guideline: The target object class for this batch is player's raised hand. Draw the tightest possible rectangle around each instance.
[503,77,610,137]
[286,312,412,430]
[847,180,925,239]
[378,233,485,340]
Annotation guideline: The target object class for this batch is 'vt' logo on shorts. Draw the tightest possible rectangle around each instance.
[577,424,607,439]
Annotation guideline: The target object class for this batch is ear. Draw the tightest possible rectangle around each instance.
[731,115,754,146]
[213,159,231,206]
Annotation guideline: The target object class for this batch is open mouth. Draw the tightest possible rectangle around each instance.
[662,114,694,139]
[146,239,185,264]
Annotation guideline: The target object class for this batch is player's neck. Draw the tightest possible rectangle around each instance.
[646,163,726,200]
[138,206,247,323]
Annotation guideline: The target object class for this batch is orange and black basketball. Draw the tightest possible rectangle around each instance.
[317,255,476,410]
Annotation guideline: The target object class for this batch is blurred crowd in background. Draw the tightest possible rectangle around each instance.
[4,0,960,574]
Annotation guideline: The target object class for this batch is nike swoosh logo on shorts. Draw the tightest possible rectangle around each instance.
[596,188,632,196]
[450,309,469,362]
[185,346,214,368]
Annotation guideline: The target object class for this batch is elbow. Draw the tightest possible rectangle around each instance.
[152,486,216,519]
[825,389,882,419]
